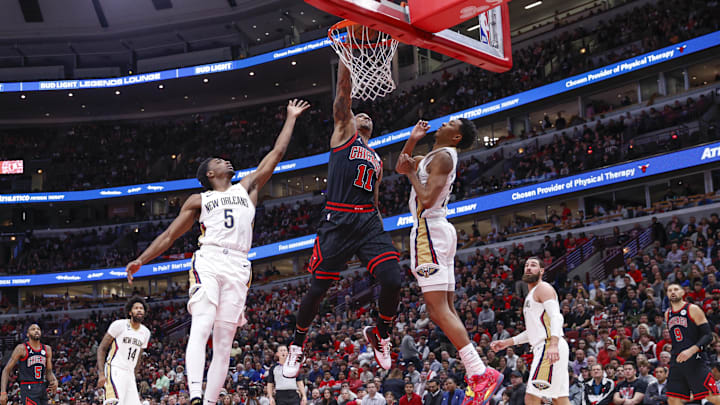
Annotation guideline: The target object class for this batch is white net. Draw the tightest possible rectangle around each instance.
[328,21,399,101]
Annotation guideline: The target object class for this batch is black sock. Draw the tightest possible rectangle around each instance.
[376,317,393,339]
[373,264,401,340]
[293,327,308,347]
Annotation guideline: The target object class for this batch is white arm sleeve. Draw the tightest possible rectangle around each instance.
[542,299,564,338]
[512,331,529,345]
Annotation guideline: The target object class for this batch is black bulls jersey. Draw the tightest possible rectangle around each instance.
[18,342,47,382]
[667,303,701,356]
[326,132,382,206]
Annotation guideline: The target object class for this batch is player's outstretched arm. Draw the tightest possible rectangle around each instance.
[397,150,453,209]
[125,194,200,284]
[0,344,25,405]
[396,120,431,173]
[241,99,310,205]
[330,61,355,148]
[45,345,58,395]
[96,333,115,389]
[490,331,527,352]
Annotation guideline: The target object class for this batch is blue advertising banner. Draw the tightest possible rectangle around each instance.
[3,142,720,287]
[0,36,337,93]
[2,31,718,206]
[0,152,331,204]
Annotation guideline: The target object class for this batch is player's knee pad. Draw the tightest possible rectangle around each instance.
[373,261,401,290]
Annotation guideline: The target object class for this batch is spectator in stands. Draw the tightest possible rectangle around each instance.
[477,302,494,328]
[362,383,385,405]
[339,388,359,405]
[643,366,668,405]
[400,335,421,370]
[505,371,526,405]
[582,364,614,405]
[322,389,339,405]
[422,379,442,405]
[492,321,510,341]
[504,347,519,372]
[440,378,464,405]
[567,368,584,405]
[382,369,405,401]
[399,383,421,405]
[612,362,646,405]
[637,355,657,386]
[571,349,588,376]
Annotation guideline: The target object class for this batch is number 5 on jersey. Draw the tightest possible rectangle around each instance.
[224,209,234,228]
[354,164,374,191]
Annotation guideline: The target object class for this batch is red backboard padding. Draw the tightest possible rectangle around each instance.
[409,0,509,33]
[305,0,513,72]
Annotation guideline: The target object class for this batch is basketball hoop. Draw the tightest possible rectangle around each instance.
[328,20,399,101]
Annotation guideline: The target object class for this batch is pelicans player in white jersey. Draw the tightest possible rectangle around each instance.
[97,296,151,405]
[395,119,502,405]
[490,257,570,405]
[126,99,310,405]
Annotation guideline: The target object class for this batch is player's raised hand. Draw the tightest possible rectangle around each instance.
[395,153,415,175]
[0,391,7,405]
[126,259,142,284]
[410,120,430,140]
[287,99,311,119]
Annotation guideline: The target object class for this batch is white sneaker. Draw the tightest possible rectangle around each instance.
[363,326,393,370]
[282,344,304,378]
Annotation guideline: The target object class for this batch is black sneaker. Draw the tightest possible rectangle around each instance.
[190,397,202,405]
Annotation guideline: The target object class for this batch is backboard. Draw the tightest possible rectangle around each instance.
[304,0,512,72]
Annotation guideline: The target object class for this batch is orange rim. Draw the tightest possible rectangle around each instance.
[328,19,393,49]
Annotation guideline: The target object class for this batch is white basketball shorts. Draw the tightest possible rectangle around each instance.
[187,245,251,326]
[104,364,141,405]
[410,218,457,292]
[526,337,570,399]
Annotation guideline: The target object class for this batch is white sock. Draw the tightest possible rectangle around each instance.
[204,321,237,405]
[458,343,486,376]
[187,310,215,399]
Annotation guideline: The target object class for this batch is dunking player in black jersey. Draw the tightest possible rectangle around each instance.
[283,58,402,377]
[665,283,720,404]
[0,324,58,405]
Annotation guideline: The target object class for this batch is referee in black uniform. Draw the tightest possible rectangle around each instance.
[267,346,307,405]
